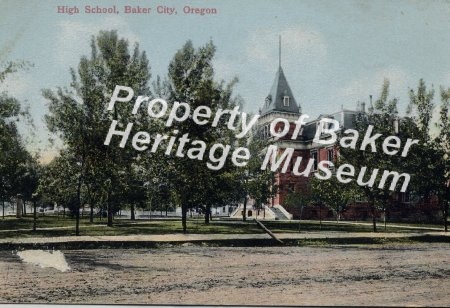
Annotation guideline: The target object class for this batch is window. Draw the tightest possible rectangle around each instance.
[289,183,295,192]
[327,148,334,162]
[264,124,270,138]
[265,95,272,107]
[326,148,335,170]
[401,192,410,203]
[283,96,290,106]
[311,151,318,171]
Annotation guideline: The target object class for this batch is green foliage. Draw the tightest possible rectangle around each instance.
[161,40,241,228]
[235,128,277,220]
[42,30,151,230]
[37,150,81,214]
[311,175,355,220]
[0,61,38,204]
[407,81,446,208]
[407,79,435,142]
[339,79,409,231]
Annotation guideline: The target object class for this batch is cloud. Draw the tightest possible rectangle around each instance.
[213,56,243,84]
[338,67,410,104]
[443,72,450,88]
[214,26,328,113]
[245,27,327,72]
[54,16,140,67]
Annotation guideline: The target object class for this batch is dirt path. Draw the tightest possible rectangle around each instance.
[1,243,450,306]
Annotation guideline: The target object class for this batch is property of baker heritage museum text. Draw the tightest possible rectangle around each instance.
[105,84,417,193]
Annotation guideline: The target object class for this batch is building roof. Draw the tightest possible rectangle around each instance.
[261,66,300,116]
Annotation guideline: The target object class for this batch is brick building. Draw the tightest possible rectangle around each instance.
[257,61,360,213]
[249,62,441,222]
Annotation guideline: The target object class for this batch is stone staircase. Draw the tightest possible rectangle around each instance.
[271,206,291,220]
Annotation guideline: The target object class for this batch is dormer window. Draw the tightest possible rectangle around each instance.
[265,95,272,107]
[283,96,290,106]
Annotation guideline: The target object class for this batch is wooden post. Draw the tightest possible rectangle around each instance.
[255,219,284,244]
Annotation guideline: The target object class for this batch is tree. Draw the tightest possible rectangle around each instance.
[339,79,409,232]
[37,150,81,219]
[435,87,450,231]
[283,185,312,232]
[43,30,151,234]
[311,174,355,222]
[0,61,37,218]
[406,80,448,229]
[162,40,240,232]
[236,129,277,221]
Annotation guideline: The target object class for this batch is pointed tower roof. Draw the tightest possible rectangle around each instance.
[260,36,300,116]
[261,66,300,116]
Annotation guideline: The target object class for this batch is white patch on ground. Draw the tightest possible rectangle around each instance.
[17,250,70,272]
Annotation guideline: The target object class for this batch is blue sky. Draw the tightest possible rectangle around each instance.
[1,0,450,162]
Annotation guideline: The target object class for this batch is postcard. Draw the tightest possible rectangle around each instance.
[1,0,450,306]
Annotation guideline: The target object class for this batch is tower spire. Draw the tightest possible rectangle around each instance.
[279,35,281,68]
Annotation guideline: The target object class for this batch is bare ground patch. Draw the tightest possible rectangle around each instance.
[1,243,450,306]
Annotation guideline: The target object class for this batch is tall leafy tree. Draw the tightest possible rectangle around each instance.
[406,80,448,228]
[0,61,37,218]
[163,40,240,232]
[237,129,277,221]
[310,174,355,222]
[43,30,151,234]
[435,87,450,231]
[37,150,81,218]
[339,79,410,232]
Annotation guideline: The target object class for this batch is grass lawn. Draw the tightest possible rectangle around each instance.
[0,215,445,239]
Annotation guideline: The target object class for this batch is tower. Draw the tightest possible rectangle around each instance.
[257,37,308,208]
[260,36,301,118]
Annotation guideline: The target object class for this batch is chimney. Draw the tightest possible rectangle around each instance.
[361,102,366,113]
[368,95,374,113]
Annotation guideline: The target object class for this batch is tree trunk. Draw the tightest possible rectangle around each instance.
[89,203,94,223]
[2,200,4,219]
[107,188,113,227]
[131,203,135,221]
[319,203,322,230]
[298,205,303,232]
[75,172,83,236]
[372,214,377,232]
[371,202,377,232]
[148,195,153,220]
[182,203,187,233]
[75,204,80,235]
[33,200,37,231]
[23,201,26,216]
[107,201,113,227]
[242,196,248,222]
[444,202,448,232]
[204,205,210,224]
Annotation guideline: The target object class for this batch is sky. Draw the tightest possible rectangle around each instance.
[1,0,450,162]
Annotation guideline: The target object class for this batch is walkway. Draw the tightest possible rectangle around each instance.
[0,231,448,246]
